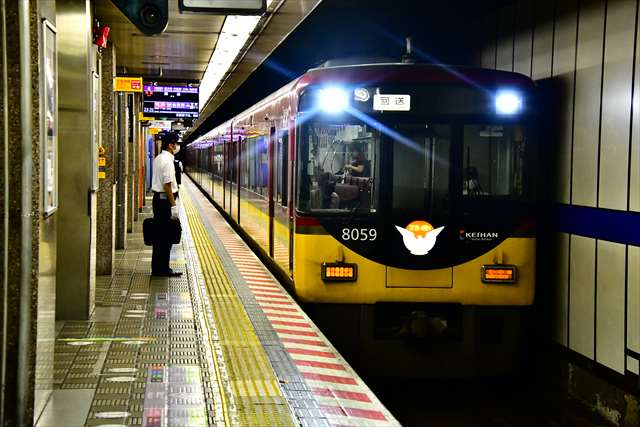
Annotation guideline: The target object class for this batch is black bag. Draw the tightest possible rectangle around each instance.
[143,218,156,246]
[143,218,182,246]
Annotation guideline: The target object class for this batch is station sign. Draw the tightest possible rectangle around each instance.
[149,120,172,131]
[114,77,143,93]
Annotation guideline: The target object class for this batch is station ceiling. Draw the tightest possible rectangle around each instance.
[94,0,321,120]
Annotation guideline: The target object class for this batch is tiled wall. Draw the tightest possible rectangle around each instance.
[478,0,639,375]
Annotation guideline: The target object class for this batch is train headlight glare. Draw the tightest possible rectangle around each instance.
[495,91,523,115]
[318,88,349,113]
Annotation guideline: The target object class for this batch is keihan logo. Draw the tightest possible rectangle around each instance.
[395,220,445,256]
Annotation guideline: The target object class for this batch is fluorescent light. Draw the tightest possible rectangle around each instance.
[495,90,523,115]
[199,0,276,110]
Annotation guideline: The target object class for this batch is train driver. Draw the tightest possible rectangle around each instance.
[344,145,369,177]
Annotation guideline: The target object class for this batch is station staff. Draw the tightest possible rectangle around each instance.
[151,133,182,277]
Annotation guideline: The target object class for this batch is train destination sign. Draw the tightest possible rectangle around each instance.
[373,94,411,111]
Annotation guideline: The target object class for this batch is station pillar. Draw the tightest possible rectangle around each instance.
[55,0,97,320]
[115,92,128,249]
[96,43,116,275]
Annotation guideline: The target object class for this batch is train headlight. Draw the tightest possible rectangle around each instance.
[318,87,349,113]
[481,265,517,284]
[321,262,357,282]
[495,90,523,115]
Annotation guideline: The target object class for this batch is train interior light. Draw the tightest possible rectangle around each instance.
[495,90,523,115]
[318,87,349,113]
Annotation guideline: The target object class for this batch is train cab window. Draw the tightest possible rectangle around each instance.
[391,124,451,214]
[463,125,525,197]
[298,122,379,214]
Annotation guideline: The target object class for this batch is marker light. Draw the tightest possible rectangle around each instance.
[495,91,523,115]
[318,88,349,113]
[481,265,517,284]
[321,262,357,282]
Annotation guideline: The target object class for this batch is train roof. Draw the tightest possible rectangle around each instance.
[301,62,535,88]
[194,62,535,142]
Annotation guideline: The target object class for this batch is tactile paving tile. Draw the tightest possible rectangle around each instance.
[182,191,297,427]
[185,180,401,427]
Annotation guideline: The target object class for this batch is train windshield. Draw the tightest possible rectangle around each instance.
[297,120,380,214]
[391,123,451,215]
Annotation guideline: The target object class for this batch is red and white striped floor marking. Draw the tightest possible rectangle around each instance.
[187,181,399,426]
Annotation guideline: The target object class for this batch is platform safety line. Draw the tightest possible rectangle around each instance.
[182,190,297,427]
[180,201,233,426]
[185,180,401,427]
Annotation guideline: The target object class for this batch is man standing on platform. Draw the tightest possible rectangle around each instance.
[151,132,183,277]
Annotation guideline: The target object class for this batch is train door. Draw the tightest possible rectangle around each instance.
[268,126,276,257]
[273,126,290,272]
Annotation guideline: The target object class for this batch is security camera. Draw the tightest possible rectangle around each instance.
[111,1,168,35]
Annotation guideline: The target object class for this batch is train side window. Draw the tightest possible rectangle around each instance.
[463,125,525,197]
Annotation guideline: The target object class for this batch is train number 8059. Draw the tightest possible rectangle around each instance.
[341,228,378,242]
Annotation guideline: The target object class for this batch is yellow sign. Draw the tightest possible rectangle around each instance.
[149,128,160,135]
[139,112,153,121]
[98,171,106,179]
[98,157,106,167]
[114,77,143,93]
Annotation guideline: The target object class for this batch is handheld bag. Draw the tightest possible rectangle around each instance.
[143,218,157,246]
[168,218,182,244]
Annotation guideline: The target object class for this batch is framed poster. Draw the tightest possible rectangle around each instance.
[41,19,58,217]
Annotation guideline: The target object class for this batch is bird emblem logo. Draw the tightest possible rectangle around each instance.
[395,220,444,256]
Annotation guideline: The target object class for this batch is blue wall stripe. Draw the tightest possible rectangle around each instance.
[554,204,640,246]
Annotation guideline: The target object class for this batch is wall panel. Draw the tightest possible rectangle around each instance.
[481,13,497,69]
[572,0,606,207]
[628,245,639,373]
[595,241,626,373]
[599,0,636,210]
[553,233,570,346]
[631,1,640,212]
[496,5,515,71]
[531,0,555,79]
[569,235,596,359]
[513,0,533,75]
[552,0,579,204]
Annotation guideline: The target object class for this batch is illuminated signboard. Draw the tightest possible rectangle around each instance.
[143,84,199,119]
[114,77,143,92]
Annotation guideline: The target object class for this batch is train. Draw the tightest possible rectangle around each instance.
[186,59,538,376]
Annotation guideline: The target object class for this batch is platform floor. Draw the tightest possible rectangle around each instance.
[35,179,399,427]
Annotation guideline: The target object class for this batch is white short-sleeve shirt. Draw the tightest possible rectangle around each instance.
[152,150,178,194]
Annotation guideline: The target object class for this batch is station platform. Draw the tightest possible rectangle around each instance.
[36,179,399,427]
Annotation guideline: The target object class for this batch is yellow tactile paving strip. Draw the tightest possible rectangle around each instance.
[182,190,297,427]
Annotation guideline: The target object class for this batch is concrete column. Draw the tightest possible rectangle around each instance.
[55,0,96,320]
[115,92,128,249]
[1,1,46,424]
[127,94,134,233]
[96,43,116,275]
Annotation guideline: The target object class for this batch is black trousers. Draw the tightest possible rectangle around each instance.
[151,193,173,274]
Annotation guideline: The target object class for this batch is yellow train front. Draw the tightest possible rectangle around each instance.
[187,62,538,376]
